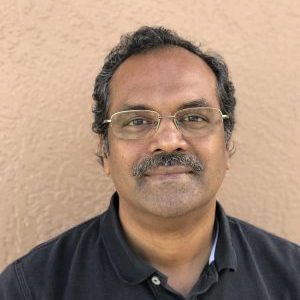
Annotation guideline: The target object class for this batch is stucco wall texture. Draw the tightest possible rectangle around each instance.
[0,0,299,270]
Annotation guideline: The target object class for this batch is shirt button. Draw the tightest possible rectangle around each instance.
[151,276,161,285]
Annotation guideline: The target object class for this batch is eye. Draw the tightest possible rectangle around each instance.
[182,114,207,122]
[126,118,151,127]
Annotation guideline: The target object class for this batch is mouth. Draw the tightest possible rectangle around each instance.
[144,166,193,181]
[145,166,193,176]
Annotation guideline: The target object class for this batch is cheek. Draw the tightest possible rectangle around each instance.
[192,133,228,168]
[108,140,139,178]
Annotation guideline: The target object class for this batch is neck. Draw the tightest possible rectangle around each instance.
[119,199,216,296]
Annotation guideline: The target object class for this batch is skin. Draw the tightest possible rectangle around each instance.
[101,46,230,296]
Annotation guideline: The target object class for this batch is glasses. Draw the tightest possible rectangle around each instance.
[103,107,229,140]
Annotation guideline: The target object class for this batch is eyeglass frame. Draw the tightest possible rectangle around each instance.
[102,107,229,139]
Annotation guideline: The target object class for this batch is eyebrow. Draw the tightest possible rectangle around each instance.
[177,99,211,110]
[119,98,211,112]
[119,103,153,111]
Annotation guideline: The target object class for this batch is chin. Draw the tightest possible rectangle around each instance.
[137,188,211,218]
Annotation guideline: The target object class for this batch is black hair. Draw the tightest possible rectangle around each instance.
[92,26,236,163]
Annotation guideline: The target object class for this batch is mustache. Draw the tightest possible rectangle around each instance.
[132,152,205,177]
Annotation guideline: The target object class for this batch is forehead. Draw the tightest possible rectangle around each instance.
[109,47,219,113]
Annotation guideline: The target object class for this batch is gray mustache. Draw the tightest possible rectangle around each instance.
[132,152,204,177]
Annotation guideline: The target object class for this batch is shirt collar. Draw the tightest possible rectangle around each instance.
[214,201,237,272]
[101,193,237,285]
[101,193,156,285]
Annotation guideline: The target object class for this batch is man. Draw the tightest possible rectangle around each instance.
[0,26,299,300]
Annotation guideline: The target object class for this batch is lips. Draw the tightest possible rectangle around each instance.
[145,166,193,177]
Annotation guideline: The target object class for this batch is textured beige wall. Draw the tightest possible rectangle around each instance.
[1,0,299,270]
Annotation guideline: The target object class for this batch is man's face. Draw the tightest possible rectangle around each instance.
[102,47,230,218]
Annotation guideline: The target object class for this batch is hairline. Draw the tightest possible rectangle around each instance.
[107,45,221,116]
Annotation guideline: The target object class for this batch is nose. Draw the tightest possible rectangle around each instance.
[148,117,189,153]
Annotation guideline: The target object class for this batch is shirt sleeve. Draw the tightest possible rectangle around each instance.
[0,262,31,300]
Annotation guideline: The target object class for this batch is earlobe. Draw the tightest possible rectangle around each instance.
[225,150,230,171]
[226,160,230,171]
[99,137,111,176]
[102,145,111,176]
[225,139,234,170]
[103,158,111,176]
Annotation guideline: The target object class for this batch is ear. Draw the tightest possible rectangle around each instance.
[225,139,235,170]
[99,136,111,176]
[225,150,230,170]
[225,142,231,171]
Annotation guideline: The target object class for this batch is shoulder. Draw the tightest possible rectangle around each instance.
[0,213,106,299]
[228,215,300,268]
[20,214,103,266]
[228,215,299,249]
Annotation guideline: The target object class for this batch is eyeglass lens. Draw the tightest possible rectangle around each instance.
[110,108,224,139]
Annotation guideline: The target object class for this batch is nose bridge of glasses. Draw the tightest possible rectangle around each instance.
[157,115,179,130]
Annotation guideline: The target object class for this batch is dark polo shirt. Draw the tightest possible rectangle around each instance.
[0,193,299,299]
